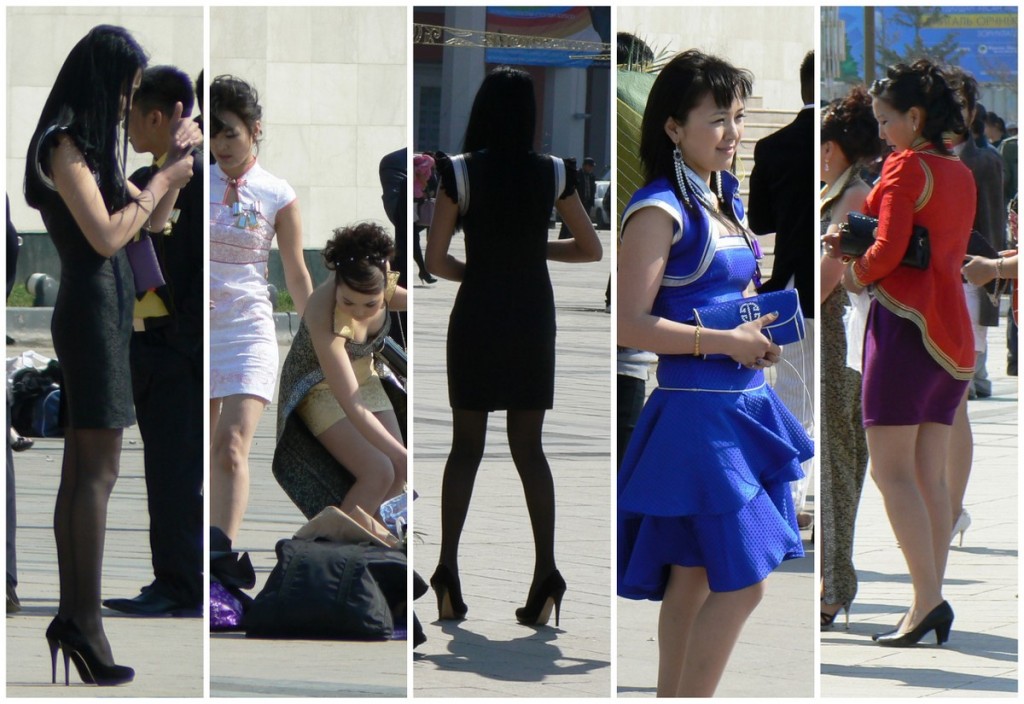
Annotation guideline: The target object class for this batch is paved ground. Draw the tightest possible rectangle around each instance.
[820,322,1018,697]
[411,226,614,697]
[4,341,204,697]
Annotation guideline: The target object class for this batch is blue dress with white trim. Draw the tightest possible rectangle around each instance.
[617,171,813,597]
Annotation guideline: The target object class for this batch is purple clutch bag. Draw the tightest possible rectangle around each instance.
[125,231,166,294]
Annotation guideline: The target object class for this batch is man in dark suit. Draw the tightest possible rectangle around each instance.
[746,50,815,521]
[954,83,1006,398]
[103,66,203,616]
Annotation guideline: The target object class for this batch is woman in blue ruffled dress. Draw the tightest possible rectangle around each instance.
[617,50,814,697]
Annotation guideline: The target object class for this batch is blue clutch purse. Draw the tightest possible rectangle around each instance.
[692,289,805,358]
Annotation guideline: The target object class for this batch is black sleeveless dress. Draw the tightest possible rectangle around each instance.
[436,150,576,411]
[33,126,135,429]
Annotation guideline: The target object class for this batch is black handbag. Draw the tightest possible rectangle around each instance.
[839,212,930,269]
[243,539,406,640]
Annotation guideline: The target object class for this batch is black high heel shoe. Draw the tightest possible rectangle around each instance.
[59,620,134,686]
[876,601,954,647]
[46,617,96,684]
[515,570,566,627]
[430,566,468,620]
[418,272,437,285]
[820,601,850,630]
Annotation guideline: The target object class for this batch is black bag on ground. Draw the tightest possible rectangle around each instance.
[243,539,406,640]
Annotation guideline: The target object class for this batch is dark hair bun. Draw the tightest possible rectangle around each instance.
[822,85,883,165]
[869,58,964,153]
[323,222,395,293]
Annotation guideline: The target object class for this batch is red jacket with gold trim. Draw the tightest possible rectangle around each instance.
[852,143,976,379]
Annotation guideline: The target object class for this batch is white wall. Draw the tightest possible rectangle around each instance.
[6,7,203,232]
[211,6,407,250]
[617,6,815,111]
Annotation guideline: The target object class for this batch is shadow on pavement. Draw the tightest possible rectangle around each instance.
[416,620,609,683]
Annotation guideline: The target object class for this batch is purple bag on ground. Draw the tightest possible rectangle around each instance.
[210,581,245,631]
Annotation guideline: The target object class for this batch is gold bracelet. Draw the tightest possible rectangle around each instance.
[693,325,702,357]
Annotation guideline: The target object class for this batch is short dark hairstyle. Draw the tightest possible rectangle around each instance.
[821,85,882,166]
[25,24,148,212]
[639,50,752,189]
[322,222,395,294]
[462,66,535,153]
[617,32,654,68]
[210,75,262,143]
[800,51,814,105]
[134,65,194,119]
[985,111,1006,134]
[869,59,964,155]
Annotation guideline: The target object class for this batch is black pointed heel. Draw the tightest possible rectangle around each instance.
[60,620,134,686]
[45,616,93,685]
[419,272,437,284]
[430,566,468,620]
[876,601,954,647]
[516,570,566,627]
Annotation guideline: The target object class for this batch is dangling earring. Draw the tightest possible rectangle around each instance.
[672,145,692,209]
[824,159,830,173]
[713,171,724,203]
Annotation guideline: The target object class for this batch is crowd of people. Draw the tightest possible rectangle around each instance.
[820,57,1018,648]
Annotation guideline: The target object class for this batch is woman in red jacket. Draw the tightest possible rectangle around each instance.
[824,59,975,647]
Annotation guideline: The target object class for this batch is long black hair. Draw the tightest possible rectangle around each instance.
[869,59,964,155]
[639,50,752,191]
[462,66,536,154]
[24,25,147,213]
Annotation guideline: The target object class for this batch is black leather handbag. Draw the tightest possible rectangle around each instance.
[839,212,930,269]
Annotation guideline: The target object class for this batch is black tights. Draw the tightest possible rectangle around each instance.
[54,428,122,665]
[438,409,557,587]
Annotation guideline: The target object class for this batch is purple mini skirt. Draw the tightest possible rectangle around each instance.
[861,301,969,427]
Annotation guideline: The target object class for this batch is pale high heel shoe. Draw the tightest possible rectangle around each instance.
[950,509,971,547]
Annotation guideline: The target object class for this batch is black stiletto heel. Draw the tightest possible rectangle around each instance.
[419,272,437,284]
[876,601,954,647]
[430,566,468,620]
[60,620,134,686]
[45,616,92,685]
[516,571,566,627]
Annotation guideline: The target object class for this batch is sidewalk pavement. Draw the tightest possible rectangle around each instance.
[820,321,1018,697]
[411,226,613,697]
[4,342,203,697]
[209,355,406,697]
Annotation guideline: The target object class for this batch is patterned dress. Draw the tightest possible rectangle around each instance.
[209,160,296,402]
[819,168,870,610]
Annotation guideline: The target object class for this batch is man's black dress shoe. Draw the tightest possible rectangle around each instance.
[103,587,200,617]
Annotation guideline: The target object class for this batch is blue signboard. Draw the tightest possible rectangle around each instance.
[839,6,1017,83]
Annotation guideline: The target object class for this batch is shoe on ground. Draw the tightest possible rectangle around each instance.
[103,585,200,617]
[6,582,21,614]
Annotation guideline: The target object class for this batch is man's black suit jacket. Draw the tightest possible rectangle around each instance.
[129,157,204,350]
[747,107,815,317]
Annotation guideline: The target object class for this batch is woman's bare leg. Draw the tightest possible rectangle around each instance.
[658,565,765,697]
[945,389,972,526]
[867,424,945,630]
[315,410,402,517]
[210,395,265,542]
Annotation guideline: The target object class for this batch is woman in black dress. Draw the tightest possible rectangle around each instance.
[426,66,603,626]
[24,25,200,685]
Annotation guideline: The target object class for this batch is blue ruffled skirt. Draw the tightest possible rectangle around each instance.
[617,355,813,598]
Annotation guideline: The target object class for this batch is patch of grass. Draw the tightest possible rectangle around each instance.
[7,284,33,307]
[276,289,295,312]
